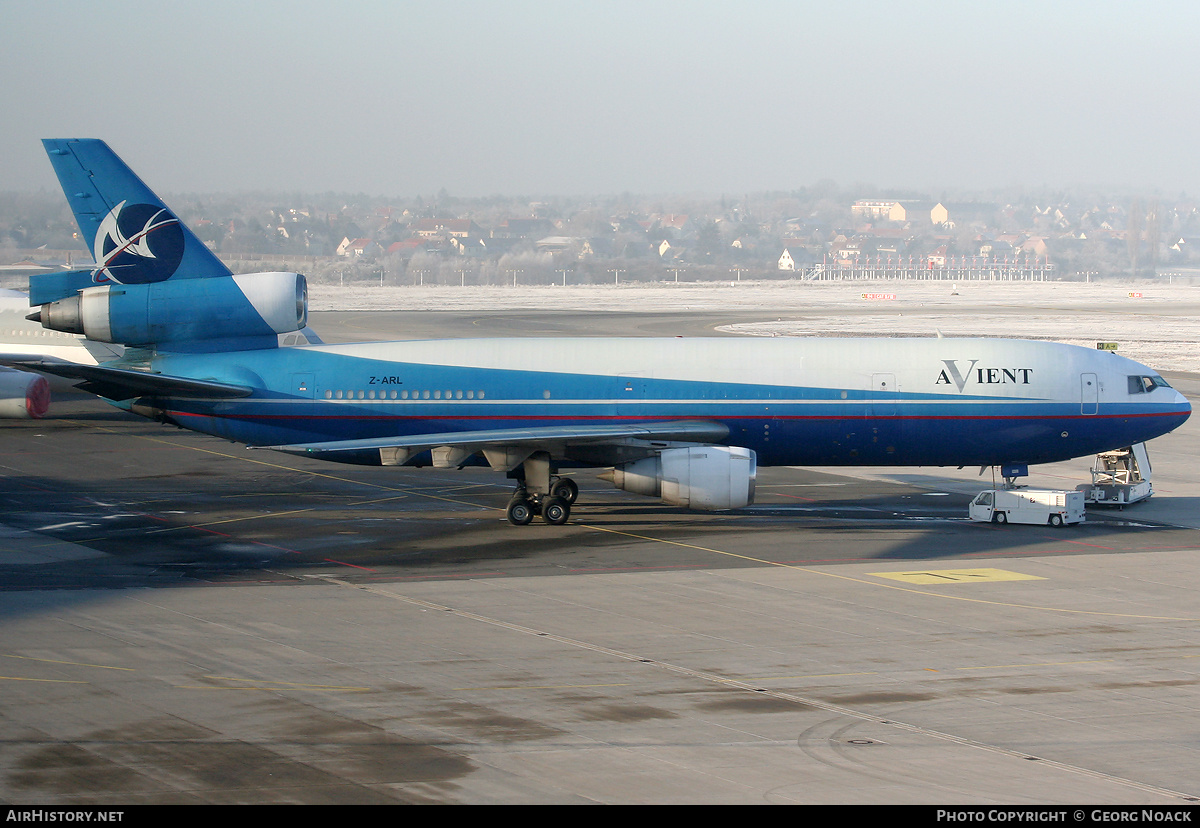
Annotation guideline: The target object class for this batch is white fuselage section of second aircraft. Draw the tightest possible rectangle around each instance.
[0,289,120,367]
[0,288,123,416]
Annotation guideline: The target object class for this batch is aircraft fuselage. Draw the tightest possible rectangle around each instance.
[142,335,1190,468]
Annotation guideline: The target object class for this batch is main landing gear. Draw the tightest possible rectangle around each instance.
[507,477,579,526]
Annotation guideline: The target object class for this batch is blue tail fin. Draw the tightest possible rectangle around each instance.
[32,140,308,354]
[41,139,231,293]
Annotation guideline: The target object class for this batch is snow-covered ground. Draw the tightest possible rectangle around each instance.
[309,279,1200,374]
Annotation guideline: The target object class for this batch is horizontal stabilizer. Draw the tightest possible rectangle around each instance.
[0,355,253,401]
[256,420,730,458]
[28,270,100,306]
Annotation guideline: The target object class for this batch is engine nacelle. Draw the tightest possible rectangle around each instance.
[34,272,307,347]
[0,369,50,419]
[606,446,756,510]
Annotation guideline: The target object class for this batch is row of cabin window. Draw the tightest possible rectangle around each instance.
[324,389,486,400]
[6,329,67,337]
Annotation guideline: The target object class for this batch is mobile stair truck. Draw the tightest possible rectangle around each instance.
[969,488,1086,527]
[1076,443,1153,508]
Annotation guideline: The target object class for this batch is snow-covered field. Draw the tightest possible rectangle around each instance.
[309,279,1200,374]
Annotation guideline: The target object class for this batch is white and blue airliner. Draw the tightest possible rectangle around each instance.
[4,140,1191,525]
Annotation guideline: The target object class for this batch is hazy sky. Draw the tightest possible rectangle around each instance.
[3,0,1198,198]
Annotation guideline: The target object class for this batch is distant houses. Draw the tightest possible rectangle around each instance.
[851,200,950,227]
[414,218,483,239]
[337,237,380,258]
[13,183,1188,282]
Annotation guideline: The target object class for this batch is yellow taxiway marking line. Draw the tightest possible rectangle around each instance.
[579,524,1200,622]
[62,422,489,511]
[145,506,318,532]
[955,659,1113,671]
[868,568,1046,585]
[178,684,371,692]
[454,683,632,691]
[304,579,1197,801]
[203,675,371,691]
[2,653,134,671]
[747,671,879,681]
[60,419,1196,623]
[54,422,493,546]
[106,494,413,535]
[0,655,369,690]
[0,676,88,683]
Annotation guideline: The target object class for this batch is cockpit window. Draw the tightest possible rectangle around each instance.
[1128,375,1171,394]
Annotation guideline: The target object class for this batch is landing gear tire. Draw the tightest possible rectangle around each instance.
[1049,514,1064,527]
[541,496,570,525]
[993,511,1007,525]
[507,498,534,526]
[551,477,579,505]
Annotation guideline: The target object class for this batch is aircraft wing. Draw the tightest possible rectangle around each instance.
[0,355,253,400]
[257,420,731,468]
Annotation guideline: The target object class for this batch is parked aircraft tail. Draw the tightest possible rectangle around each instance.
[39,139,233,297]
[29,140,307,353]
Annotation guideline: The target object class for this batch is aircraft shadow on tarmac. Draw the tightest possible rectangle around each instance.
[1,393,1196,603]
[2,459,1196,596]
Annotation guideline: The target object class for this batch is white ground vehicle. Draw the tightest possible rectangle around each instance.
[969,489,1086,527]
[1078,443,1153,507]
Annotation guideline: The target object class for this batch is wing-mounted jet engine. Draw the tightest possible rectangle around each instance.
[601,446,756,510]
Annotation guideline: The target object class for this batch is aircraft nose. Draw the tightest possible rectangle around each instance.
[1158,389,1193,431]
[1175,389,1192,419]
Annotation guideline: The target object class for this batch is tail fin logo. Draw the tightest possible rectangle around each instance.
[91,200,185,284]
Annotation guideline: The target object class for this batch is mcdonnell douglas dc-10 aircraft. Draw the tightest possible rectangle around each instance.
[2,139,1191,525]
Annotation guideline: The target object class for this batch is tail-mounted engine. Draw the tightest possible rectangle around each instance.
[31,271,307,348]
[605,446,756,510]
